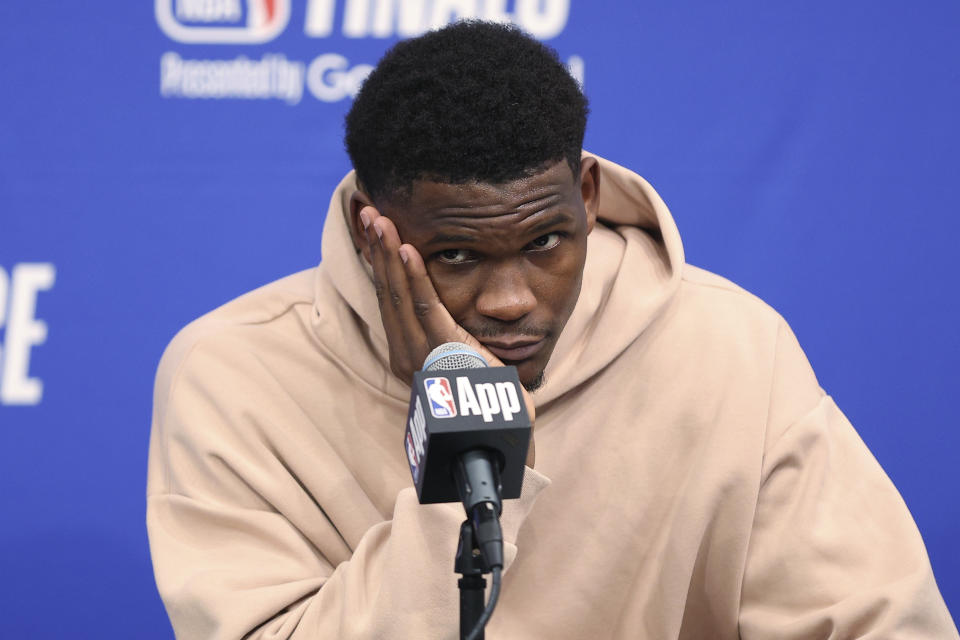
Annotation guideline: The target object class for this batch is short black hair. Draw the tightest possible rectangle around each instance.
[344,20,589,203]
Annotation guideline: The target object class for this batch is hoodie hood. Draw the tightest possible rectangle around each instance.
[314,153,684,406]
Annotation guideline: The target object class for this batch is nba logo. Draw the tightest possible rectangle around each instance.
[405,432,420,482]
[424,377,457,419]
[156,0,291,44]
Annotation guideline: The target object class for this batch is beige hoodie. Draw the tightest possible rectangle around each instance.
[147,154,958,639]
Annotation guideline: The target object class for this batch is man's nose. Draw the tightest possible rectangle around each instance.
[475,262,536,322]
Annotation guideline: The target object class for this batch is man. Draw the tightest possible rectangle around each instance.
[147,21,958,639]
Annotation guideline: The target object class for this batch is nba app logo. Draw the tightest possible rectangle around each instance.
[156,0,291,44]
[424,377,457,419]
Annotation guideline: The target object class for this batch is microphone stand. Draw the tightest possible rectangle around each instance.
[452,451,505,639]
[455,519,488,640]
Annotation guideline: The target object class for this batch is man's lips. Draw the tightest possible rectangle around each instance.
[480,338,546,362]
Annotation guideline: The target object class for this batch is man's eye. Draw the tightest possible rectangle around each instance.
[436,249,472,264]
[526,233,561,251]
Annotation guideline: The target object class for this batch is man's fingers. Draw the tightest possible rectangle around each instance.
[399,243,463,345]
[362,207,390,308]
[373,217,431,367]
[372,216,408,310]
[362,207,412,373]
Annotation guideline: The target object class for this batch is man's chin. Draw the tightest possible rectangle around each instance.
[522,369,545,392]
[515,347,552,391]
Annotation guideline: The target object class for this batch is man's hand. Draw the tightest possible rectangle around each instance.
[361,205,536,467]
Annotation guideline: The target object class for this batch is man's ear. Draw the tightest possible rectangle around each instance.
[348,190,375,264]
[580,155,600,234]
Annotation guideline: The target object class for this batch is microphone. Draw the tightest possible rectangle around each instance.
[403,342,532,568]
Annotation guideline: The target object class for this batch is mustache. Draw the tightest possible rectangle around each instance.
[463,324,552,339]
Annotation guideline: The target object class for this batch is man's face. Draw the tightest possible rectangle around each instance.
[373,158,598,389]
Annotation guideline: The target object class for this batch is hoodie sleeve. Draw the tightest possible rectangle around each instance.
[146,333,550,640]
[738,321,958,639]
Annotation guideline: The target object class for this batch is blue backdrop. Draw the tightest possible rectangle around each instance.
[1,2,957,637]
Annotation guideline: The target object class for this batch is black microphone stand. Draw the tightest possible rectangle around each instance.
[455,519,488,640]
[452,451,505,639]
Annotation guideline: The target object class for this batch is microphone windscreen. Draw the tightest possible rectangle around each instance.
[423,342,488,371]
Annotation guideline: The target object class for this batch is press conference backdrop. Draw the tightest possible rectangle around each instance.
[1,2,957,637]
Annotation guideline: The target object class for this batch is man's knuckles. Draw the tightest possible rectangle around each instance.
[373,280,386,304]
